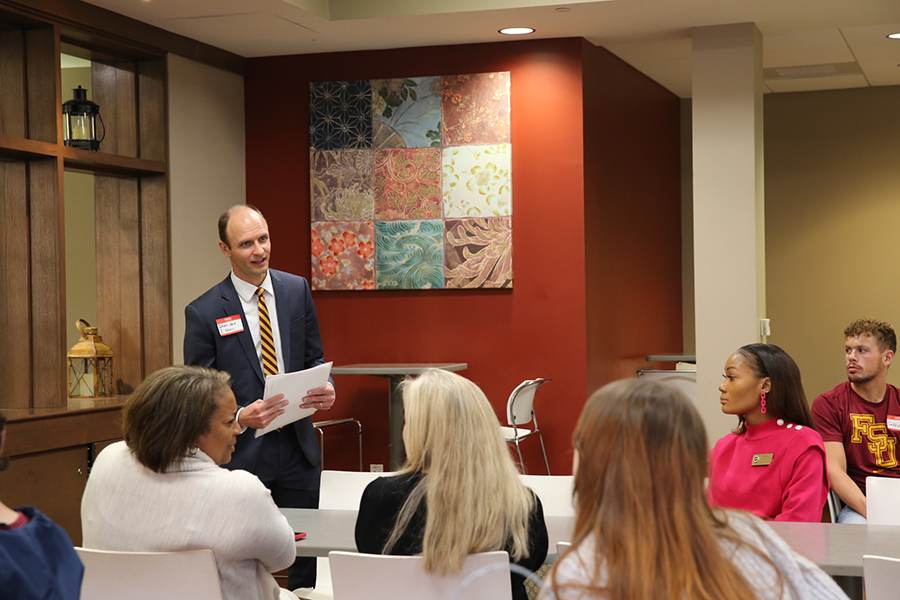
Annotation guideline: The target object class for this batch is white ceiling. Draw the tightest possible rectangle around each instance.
[81,0,900,98]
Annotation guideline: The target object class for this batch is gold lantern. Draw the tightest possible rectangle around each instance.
[67,319,114,398]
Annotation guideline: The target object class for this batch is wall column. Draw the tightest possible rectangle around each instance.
[692,23,765,444]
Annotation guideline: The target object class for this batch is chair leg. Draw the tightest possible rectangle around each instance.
[316,427,325,470]
[356,421,363,472]
[515,438,526,474]
[537,431,551,475]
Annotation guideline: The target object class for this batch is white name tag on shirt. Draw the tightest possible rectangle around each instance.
[888,415,900,432]
[216,315,244,336]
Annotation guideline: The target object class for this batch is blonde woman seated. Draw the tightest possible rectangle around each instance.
[545,378,848,600]
[355,369,548,600]
[81,366,296,600]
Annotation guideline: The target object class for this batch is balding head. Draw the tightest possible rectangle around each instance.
[218,204,265,249]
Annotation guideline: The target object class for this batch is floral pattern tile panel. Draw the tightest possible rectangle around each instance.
[442,144,512,218]
[373,77,442,149]
[375,220,443,290]
[441,72,510,146]
[311,221,375,291]
[374,148,442,220]
[310,150,375,221]
[310,80,373,150]
[444,217,512,289]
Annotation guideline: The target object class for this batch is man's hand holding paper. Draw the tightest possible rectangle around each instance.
[254,362,333,437]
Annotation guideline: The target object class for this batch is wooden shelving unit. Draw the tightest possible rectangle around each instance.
[0,3,172,410]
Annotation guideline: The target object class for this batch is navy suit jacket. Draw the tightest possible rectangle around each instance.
[183,269,325,473]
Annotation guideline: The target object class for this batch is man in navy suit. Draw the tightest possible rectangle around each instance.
[184,204,334,589]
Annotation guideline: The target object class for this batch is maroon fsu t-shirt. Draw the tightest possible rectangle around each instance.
[812,381,900,494]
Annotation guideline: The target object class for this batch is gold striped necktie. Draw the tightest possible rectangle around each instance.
[256,287,278,376]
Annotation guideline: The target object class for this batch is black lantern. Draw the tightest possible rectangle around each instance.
[62,86,105,151]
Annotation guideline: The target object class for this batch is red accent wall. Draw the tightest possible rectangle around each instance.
[245,38,681,474]
[581,41,684,392]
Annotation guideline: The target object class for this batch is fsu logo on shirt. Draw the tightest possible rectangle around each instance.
[850,414,898,469]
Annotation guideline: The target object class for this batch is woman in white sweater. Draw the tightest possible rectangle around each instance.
[81,366,296,600]
[543,378,848,600]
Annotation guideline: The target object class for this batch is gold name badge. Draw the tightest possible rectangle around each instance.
[752,453,774,466]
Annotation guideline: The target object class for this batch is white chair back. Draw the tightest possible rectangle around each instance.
[519,474,574,517]
[76,547,222,600]
[506,379,550,427]
[320,470,392,510]
[866,476,900,525]
[556,541,572,556]
[329,550,512,600]
[863,555,900,600]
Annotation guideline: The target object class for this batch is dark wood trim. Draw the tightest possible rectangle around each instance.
[4,404,123,456]
[0,161,32,408]
[61,146,167,175]
[136,59,167,162]
[25,25,59,143]
[140,174,172,374]
[29,157,67,408]
[92,59,138,158]
[95,175,143,395]
[0,133,57,159]
[0,29,26,137]
[0,0,246,75]
[0,134,167,173]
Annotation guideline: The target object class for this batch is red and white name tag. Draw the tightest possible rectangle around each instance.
[888,415,900,432]
[216,315,244,336]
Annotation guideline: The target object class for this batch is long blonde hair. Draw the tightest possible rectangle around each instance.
[385,369,534,574]
[550,378,777,600]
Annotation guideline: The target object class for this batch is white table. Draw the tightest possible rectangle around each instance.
[282,508,572,564]
[331,363,467,469]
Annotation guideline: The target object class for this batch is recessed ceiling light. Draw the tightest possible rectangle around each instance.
[888,32,900,39]
[499,27,535,35]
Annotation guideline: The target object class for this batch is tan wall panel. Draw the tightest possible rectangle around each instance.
[766,86,900,400]
[167,54,245,365]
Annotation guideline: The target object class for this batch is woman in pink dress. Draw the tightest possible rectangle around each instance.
[707,343,828,522]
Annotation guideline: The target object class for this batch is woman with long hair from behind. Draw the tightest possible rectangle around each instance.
[544,378,847,600]
[355,369,548,600]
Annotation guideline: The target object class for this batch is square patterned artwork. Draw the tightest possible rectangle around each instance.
[375,220,444,290]
[444,217,512,289]
[374,148,441,220]
[310,150,374,221]
[442,144,512,218]
[373,77,442,149]
[311,221,375,290]
[309,72,512,290]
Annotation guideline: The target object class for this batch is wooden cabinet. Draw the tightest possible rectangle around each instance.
[0,4,170,410]
[3,400,125,544]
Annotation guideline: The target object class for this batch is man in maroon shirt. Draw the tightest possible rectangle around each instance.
[812,318,900,523]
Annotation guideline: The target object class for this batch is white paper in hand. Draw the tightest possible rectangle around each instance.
[254,362,333,437]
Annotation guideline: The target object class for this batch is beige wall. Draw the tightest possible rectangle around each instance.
[62,66,96,351]
[766,85,900,400]
[168,54,246,364]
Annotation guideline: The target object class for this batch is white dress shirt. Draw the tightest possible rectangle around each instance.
[230,270,285,375]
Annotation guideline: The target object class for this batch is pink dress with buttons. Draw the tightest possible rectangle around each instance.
[707,418,829,522]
